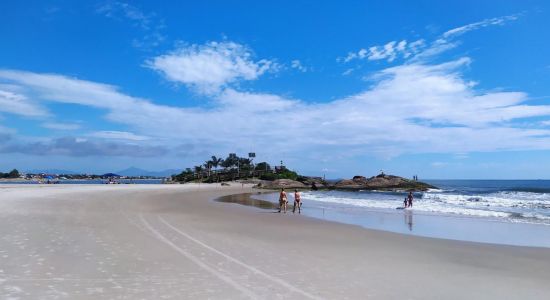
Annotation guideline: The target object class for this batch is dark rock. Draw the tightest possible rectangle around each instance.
[332,174,435,191]
[260,179,307,189]
[298,176,327,187]
[352,175,367,182]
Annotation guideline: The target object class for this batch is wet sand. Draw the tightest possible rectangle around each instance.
[1,184,549,299]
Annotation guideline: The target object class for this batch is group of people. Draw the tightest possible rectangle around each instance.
[404,191,414,208]
[278,188,414,212]
[278,188,302,213]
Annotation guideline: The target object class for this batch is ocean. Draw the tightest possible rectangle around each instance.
[252,180,550,248]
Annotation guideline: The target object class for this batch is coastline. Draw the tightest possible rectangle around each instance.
[1,184,549,299]
[244,191,550,248]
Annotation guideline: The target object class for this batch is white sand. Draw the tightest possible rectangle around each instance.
[0,184,549,299]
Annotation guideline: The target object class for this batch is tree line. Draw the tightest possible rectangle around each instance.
[172,154,299,182]
[0,169,20,179]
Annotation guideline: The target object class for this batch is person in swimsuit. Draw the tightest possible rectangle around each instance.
[293,189,302,213]
[278,188,288,213]
[407,191,414,208]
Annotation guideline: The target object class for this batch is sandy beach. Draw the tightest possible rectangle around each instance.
[1,184,549,299]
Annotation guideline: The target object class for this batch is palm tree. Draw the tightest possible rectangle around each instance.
[194,165,203,180]
[203,161,212,177]
[211,156,222,170]
[209,156,222,182]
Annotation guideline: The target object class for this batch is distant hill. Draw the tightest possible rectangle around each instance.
[116,167,181,177]
[27,169,78,175]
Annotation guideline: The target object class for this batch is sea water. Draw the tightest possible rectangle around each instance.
[252,180,550,248]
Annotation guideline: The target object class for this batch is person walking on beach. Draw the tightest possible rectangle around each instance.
[407,191,414,208]
[293,189,302,214]
[278,188,288,213]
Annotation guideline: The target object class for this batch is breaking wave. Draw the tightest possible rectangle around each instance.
[300,189,550,225]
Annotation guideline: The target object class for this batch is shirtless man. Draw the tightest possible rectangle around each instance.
[293,189,302,213]
[278,188,288,213]
[407,191,414,208]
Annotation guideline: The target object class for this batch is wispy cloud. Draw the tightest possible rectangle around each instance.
[291,60,309,72]
[0,89,49,117]
[88,130,150,141]
[97,1,165,49]
[342,39,426,63]
[442,14,520,38]
[42,122,81,130]
[97,1,151,29]
[147,41,278,94]
[342,14,520,64]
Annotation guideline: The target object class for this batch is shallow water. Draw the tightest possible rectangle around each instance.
[250,192,550,248]
[244,181,550,248]
[216,193,278,210]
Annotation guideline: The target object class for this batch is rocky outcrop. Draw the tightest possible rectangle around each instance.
[298,176,328,189]
[332,174,435,191]
[257,174,434,191]
[258,179,307,189]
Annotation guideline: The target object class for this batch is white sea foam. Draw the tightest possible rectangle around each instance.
[301,190,550,223]
[421,191,550,209]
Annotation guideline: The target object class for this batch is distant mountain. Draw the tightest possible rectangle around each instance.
[27,169,78,175]
[116,167,181,177]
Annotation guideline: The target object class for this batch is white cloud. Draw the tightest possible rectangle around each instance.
[147,41,277,94]
[291,60,308,72]
[342,68,354,76]
[443,14,520,38]
[97,1,165,49]
[88,130,150,141]
[342,14,520,64]
[343,39,426,63]
[2,57,550,160]
[0,89,49,117]
[97,1,151,29]
[42,122,81,130]
[218,89,298,112]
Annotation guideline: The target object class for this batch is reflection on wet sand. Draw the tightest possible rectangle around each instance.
[404,210,413,231]
[216,193,278,210]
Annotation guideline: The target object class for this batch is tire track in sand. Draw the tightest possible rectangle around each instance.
[139,214,258,299]
[159,216,322,300]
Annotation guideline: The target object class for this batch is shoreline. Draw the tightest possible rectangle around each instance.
[217,191,550,249]
[1,184,549,299]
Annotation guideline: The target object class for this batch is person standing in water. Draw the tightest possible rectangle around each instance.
[278,188,288,213]
[407,191,414,208]
[293,189,302,213]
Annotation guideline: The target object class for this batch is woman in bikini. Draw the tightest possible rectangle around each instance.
[278,188,288,213]
[293,189,302,213]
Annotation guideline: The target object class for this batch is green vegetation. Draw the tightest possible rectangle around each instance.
[172,153,300,183]
[0,169,20,179]
[260,168,298,181]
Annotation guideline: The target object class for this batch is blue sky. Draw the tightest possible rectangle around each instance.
[1,1,550,179]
